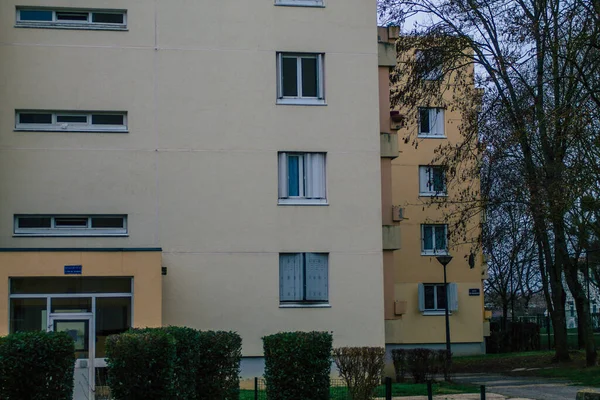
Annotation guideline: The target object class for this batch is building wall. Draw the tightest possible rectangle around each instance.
[0,0,385,367]
[381,31,486,350]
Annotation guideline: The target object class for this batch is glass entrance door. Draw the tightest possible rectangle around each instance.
[49,314,94,400]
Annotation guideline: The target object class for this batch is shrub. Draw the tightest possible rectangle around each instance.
[433,350,451,381]
[333,347,386,400]
[127,327,242,400]
[405,348,434,383]
[0,331,75,400]
[391,349,407,382]
[195,330,242,400]
[106,330,177,400]
[263,331,333,400]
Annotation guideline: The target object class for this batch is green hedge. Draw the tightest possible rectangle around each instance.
[263,331,333,400]
[106,330,177,400]
[0,331,75,400]
[113,327,242,400]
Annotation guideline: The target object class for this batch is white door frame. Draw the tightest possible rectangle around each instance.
[49,313,94,400]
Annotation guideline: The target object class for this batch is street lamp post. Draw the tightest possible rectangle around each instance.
[436,254,453,357]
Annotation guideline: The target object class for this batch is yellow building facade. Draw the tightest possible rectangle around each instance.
[378,27,489,356]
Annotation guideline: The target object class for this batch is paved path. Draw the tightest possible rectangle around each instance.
[454,373,597,400]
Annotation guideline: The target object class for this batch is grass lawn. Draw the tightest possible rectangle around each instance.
[239,381,479,399]
[452,350,600,387]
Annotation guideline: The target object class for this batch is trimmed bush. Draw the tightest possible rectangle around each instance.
[0,331,75,400]
[128,327,242,400]
[392,348,452,383]
[333,347,386,400]
[195,330,242,400]
[263,331,333,400]
[106,330,177,400]
[391,349,407,382]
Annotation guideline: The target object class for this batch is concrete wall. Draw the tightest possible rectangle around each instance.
[0,0,385,363]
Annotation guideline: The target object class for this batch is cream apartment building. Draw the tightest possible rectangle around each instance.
[0,1,385,397]
[379,27,489,356]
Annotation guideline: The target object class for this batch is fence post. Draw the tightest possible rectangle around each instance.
[427,380,433,400]
[254,377,258,400]
[480,385,486,400]
[385,377,392,400]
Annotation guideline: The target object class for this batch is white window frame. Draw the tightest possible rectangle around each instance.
[15,111,128,133]
[14,215,128,237]
[421,224,448,255]
[16,7,127,30]
[277,53,325,105]
[275,0,324,7]
[418,107,445,138]
[278,152,327,205]
[419,166,447,196]
[279,253,329,307]
[418,283,458,315]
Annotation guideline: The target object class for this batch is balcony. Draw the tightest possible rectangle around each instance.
[380,132,399,159]
[382,225,401,250]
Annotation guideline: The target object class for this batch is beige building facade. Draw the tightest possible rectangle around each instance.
[378,27,489,357]
[0,1,385,396]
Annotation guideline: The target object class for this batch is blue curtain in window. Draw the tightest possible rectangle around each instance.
[288,156,300,196]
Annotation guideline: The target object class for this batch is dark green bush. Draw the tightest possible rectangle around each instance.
[333,347,386,400]
[391,349,407,382]
[195,330,242,400]
[127,327,242,400]
[106,330,177,400]
[0,331,75,400]
[263,331,333,400]
[406,348,433,383]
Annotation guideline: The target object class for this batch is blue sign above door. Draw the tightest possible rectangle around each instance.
[64,265,82,275]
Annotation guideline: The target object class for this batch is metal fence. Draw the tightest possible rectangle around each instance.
[247,377,392,400]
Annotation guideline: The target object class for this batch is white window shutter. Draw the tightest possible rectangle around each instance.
[305,253,328,301]
[278,153,288,199]
[418,283,425,311]
[435,109,445,136]
[279,254,303,301]
[448,283,459,311]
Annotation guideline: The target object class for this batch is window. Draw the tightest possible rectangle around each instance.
[418,108,445,137]
[14,215,127,236]
[415,49,444,81]
[277,53,325,105]
[278,152,326,204]
[421,224,448,255]
[15,111,127,132]
[419,166,446,196]
[280,253,328,305]
[275,0,324,6]
[16,8,127,30]
[418,283,458,314]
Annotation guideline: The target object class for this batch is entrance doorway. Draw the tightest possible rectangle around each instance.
[9,277,133,400]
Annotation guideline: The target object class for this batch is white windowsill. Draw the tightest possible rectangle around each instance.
[422,310,453,316]
[421,252,450,256]
[275,1,325,7]
[15,129,128,134]
[14,233,128,237]
[277,98,327,106]
[418,134,447,139]
[280,303,331,308]
[278,199,328,206]
[419,193,448,197]
[15,22,127,31]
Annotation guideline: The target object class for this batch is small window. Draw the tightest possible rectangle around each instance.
[418,108,445,137]
[16,8,127,30]
[277,53,325,105]
[421,224,448,255]
[415,49,444,81]
[280,253,328,304]
[418,283,458,313]
[278,152,326,205]
[14,215,127,236]
[275,0,324,6]
[16,111,127,132]
[419,166,446,196]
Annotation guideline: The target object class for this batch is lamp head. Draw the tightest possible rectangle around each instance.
[436,254,453,267]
